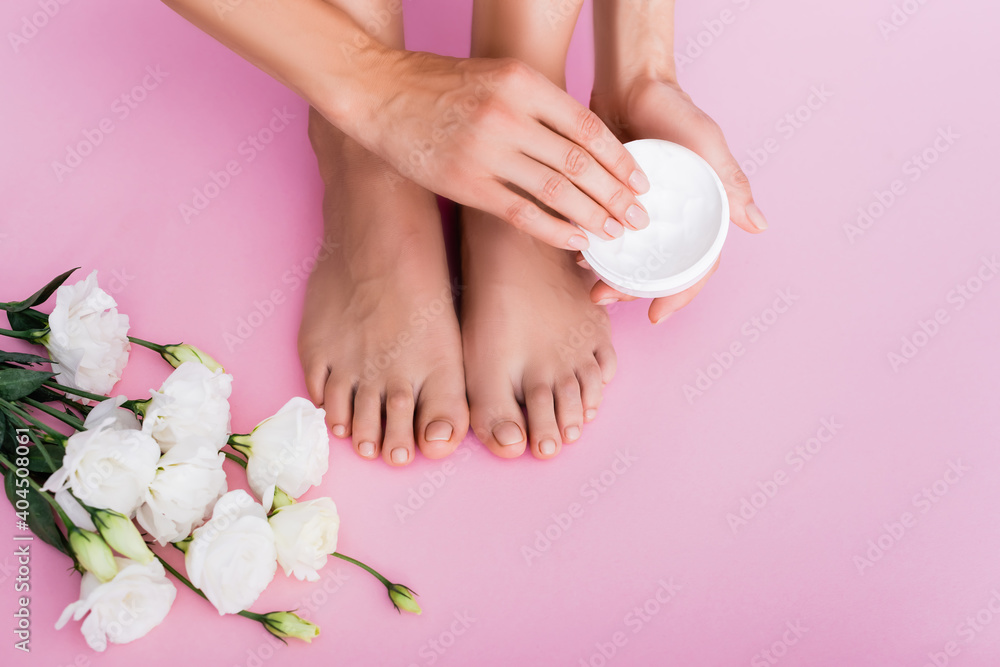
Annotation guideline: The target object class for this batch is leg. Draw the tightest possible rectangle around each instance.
[299,0,468,465]
[462,0,617,460]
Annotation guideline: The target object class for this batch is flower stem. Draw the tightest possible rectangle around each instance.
[223,451,248,468]
[0,327,45,341]
[0,397,67,442]
[156,554,265,622]
[21,397,85,430]
[41,380,109,404]
[128,336,167,354]
[0,451,72,525]
[331,552,391,589]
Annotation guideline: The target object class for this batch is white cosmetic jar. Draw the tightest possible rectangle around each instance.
[581,139,729,298]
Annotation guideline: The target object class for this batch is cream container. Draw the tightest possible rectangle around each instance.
[582,139,729,298]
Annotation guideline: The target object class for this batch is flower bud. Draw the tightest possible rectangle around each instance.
[388,584,422,615]
[69,528,118,582]
[270,487,295,510]
[92,509,154,564]
[260,611,321,643]
[162,344,224,373]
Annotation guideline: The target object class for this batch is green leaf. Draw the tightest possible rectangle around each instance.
[0,368,55,401]
[3,467,71,557]
[6,308,49,333]
[26,385,64,405]
[0,351,50,366]
[0,268,78,313]
[27,443,64,473]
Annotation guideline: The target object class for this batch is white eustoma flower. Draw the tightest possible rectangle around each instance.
[84,395,141,432]
[55,557,176,652]
[43,427,160,519]
[140,361,232,452]
[185,490,277,615]
[237,397,329,511]
[44,270,130,396]
[135,436,228,545]
[268,498,340,582]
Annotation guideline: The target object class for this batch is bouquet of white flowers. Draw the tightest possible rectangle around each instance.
[0,269,420,653]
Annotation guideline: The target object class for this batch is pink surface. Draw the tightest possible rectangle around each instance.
[2,1,999,665]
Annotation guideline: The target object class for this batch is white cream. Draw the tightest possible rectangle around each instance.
[582,139,729,298]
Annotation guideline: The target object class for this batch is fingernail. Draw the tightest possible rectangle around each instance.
[629,170,650,194]
[494,421,524,446]
[626,204,649,230]
[332,424,347,438]
[564,425,581,442]
[654,312,673,325]
[596,297,618,306]
[746,202,768,231]
[539,439,556,456]
[603,218,624,238]
[390,447,409,464]
[358,441,375,458]
[584,409,597,422]
[424,420,453,442]
[567,235,589,251]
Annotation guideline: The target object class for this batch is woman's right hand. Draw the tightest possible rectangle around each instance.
[336,52,651,251]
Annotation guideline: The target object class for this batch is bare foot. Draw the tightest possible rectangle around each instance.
[460,208,617,460]
[298,110,468,466]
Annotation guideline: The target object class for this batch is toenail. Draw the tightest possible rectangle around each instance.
[565,426,581,442]
[390,447,409,464]
[654,312,673,325]
[332,424,347,438]
[494,421,524,447]
[358,441,375,458]
[539,439,556,456]
[585,409,597,422]
[596,297,618,306]
[425,420,454,442]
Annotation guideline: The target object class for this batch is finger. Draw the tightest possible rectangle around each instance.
[520,125,649,231]
[481,181,591,250]
[590,280,640,306]
[575,253,592,271]
[497,155,624,239]
[647,258,721,324]
[638,100,767,234]
[527,80,651,197]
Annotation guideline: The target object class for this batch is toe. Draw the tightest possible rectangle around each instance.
[467,365,527,458]
[553,375,584,443]
[322,374,355,439]
[523,382,562,460]
[382,380,416,467]
[352,385,383,461]
[595,343,618,384]
[302,360,330,407]
[415,368,468,460]
[577,359,604,423]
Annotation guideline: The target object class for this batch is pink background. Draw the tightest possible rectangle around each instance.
[3,0,999,665]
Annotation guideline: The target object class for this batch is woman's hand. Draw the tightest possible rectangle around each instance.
[339,52,651,251]
[585,77,769,323]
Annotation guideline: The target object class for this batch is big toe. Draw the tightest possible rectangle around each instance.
[415,368,469,459]
[467,364,527,458]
